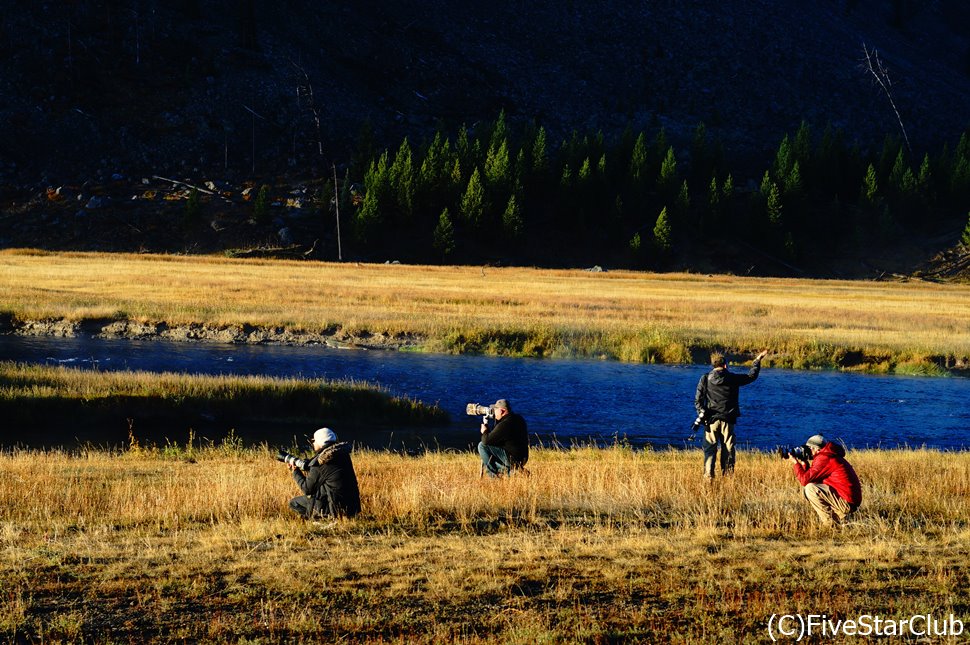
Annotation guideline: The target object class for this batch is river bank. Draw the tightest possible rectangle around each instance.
[1,446,967,643]
[3,250,970,376]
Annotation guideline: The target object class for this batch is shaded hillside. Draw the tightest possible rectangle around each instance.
[0,1,968,276]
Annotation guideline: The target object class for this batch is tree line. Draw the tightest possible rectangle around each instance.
[313,113,970,271]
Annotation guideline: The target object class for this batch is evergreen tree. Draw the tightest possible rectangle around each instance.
[389,138,415,220]
[460,168,486,228]
[484,139,511,192]
[356,153,390,244]
[531,126,548,175]
[962,212,970,247]
[488,110,508,152]
[653,206,673,253]
[658,146,678,194]
[253,184,271,223]
[502,194,524,240]
[628,132,648,184]
[433,208,456,257]
[861,163,879,207]
[766,181,783,227]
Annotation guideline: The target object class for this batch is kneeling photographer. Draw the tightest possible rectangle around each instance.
[473,399,529,477]
[784,434,861,527]
[282,427,361,520]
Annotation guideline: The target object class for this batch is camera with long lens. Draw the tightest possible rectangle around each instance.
[466,403,495,420]
[686,412,707,441]
[777,444,811,463]
[275,450,309,470]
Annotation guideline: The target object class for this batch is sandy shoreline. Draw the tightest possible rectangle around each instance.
[0,315,421,351]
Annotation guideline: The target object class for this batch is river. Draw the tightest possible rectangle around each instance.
[1,335,968,451]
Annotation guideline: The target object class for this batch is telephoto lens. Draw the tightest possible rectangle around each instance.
[275,450,308,470]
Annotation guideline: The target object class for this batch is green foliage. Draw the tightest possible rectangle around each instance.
[861,163,880,207]
[658,146,678,194]
[502,195,524,240]
[433,208,455,256]
[334,113,965,270]
[253,184,271,223]
[629,132,648,183]
[653,207,673,252]
[389,138,415,219]
[961,212,970,248]
[356,152,390,244]
[460,168,486,228]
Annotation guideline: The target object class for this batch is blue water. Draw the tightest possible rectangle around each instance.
[2,335,968,451]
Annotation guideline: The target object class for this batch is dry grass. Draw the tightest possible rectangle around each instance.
[2,250,970,371]
[2,445,968,643]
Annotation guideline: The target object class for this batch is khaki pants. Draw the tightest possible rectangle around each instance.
[804,483,855,525]
[703,420,736,479]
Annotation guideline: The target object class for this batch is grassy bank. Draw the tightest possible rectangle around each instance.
[1,445,968,643]
[2,249,970,374]
[0,362,447,446]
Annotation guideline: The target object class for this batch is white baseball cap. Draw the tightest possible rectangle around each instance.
[312,427,337,445]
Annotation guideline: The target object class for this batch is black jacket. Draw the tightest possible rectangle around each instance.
[483,412,529,466]
[694,360,762,423]
[292,442,361,517]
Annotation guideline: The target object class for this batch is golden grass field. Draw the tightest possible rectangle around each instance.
[3,250,970,642]
[2,249,970,372]
[1,445,968,643]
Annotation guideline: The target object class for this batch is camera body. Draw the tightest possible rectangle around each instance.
[276,450,309,470]
[466,403,495,420]
[778,444,812,463]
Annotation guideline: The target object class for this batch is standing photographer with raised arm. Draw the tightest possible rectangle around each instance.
[285,427,361,520]
[694,349,769,480]
[786,433,861,527]
[478,399,529,477]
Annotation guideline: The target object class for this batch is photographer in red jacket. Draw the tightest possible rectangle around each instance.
[787,434,862,526]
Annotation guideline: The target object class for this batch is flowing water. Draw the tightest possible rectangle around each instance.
[2,335,968,451]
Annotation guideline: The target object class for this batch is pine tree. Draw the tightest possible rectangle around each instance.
[484,139,511,191]
[253,184,271,223]
[766,181,783,227]
[460,168,485,228]
[658,146,678,194]
[531,126,548,175]
[653,206,673,252]
[628,132,648,183]
[433,207,456,256]
[356,152,390,244]
[861,163,879,207]
[962,212,970,247]
[389,138,415,219]
[502,194,524,240]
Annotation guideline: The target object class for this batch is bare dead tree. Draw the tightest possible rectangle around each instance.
[860,43,911,155]
[291,60,324,158]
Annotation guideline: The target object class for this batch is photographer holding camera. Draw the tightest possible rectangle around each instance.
[786,434,861,527]
[477,399,529,477]
[285,427,361,520]
[694,350,768,480]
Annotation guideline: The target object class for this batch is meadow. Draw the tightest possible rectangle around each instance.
[3,250,970,373]
[1,444,968,643]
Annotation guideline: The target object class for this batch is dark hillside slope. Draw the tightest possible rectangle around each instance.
[1,0,967,183]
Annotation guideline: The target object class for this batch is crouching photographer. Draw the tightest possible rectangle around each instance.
[282,427,361,520]
[784,434,861,527]
[471,399,529,477]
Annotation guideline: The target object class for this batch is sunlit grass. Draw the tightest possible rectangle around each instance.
[1,445,968,642]
[0,361,448,431]
[2,250,970,372]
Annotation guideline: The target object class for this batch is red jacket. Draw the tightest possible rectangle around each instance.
[793,442,862,507]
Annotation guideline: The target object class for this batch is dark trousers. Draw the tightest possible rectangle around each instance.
[289,495,330,519]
